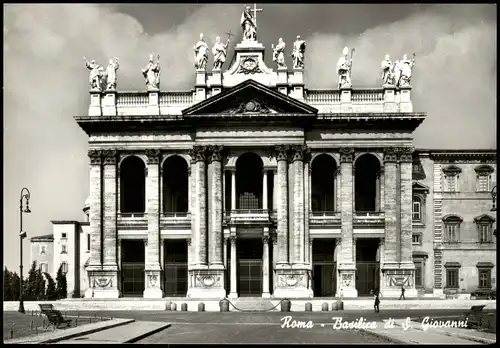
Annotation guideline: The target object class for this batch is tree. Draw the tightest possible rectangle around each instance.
[11,271,21,301]
[35,268,46,300]
[44,273,57,300]
[24,261,38,301]
[55,264,67,300]
[4,267,13,300]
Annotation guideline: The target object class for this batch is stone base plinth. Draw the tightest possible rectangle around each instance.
[93,289,120,298]
[186,268,226,299]
[144,268,163,298]
[273,269,310,298]
[262,292,271,298]
[87,268,120,299]
[337,264,357,298]
[380,265,416,298]
[143,288,163,299]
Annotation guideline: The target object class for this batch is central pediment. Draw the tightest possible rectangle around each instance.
[182,79,318,116]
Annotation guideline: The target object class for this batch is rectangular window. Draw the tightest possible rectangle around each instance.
[61,245,67,254]
[87,234,91,252]
[61,262,68,274]
[477,175,490,192]
[445,175,458,192]
[40,245,46,255]
[446,269,459,288]
[61,232,67,239]
[412,234,422,244]
[479,224,492,243]
[39,263,48,273]
[446,224,459,242]
[478,270,491,288]
[414,262,423,287]
[412,201,421,222]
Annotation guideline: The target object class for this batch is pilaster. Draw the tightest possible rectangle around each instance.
[275,145,290,267]
[208,145,224,269]
[340,88,352,112]
[383,148,398,264]
[338,147,357,298]
[144,149,162,298]
[399,147,414,264]
[88,91,102,116]
[291,145,307,265]
[229,236,238,298]
[102,90,117,116]
[383,84,398,112]
[262,235,271,298]
[147,89,160,115]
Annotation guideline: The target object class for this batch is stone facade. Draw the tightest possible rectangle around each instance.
[67,36,496,299]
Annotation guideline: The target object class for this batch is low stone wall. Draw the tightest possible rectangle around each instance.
[4,299,495,312]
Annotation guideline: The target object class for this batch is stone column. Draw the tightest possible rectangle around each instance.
[378,238,384,292]
[272,238,278,292]
[383,148,398,264]
[275,145,289,266]
[117,238,122,296]
[231,169,236,210]
[399,148,414,264]
[263,169,268,210]
[187,238,192,288]
[229,236,238,298]
[336,169,341,212]
[334,239,341,296]
[87,150,102,269]
[338,148,357,298]
[262,235,270,298]
[273,169,278,212]
[291,145,306,264]
[308,239,313,291]
[190,146,208,266]
[143,149,162,298]
[188,167,192,213]
[102,150,118,269]
[333,169,338,211]
[375,170,381,212]
[304,161,310,265]
[208,146,224,268]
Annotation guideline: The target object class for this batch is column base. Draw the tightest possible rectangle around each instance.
[144,269,163,298]
[87,269,120,299]
[337,264,357,298]
[380,264,416,298]
[228,292,238,299]
[84,288,94,299]
[93,289,120,298]
[273,268,309,298]
[187,268,226,299]
[262,292,271,298]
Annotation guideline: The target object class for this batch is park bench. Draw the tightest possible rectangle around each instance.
[38,304,72,329]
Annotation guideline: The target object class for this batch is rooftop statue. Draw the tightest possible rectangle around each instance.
[212,35,231,71]
[194,33,209,70]
[397,53,416,87]
[240,4,262,41]
[291,35,306,69]
[142,53,161,90]
[272,37,287,69]
[83,57,104,91]
[381,54,395,86]
[105,57,120,91]
[336,46,354,88]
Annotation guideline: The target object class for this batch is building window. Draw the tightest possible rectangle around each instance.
[475,165,494,192]
[446,269,459,288]
[39,263,48,273]
[442,165,462,192]
[40,245,46,255]
[61,262,68,274]
[414,262,423,288]
[412,234,422,244]
[61,245,67,254]
[412,197,421,222]
[442,215,462,243]
[474,214,495,243]
[61,232,67,239]
[479,270,491,288]
[87,234,91,252]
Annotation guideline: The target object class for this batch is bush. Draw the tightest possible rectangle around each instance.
[44,273,57,300]
[55,264,67,299]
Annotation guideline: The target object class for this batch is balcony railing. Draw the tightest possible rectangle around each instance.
[353,211,385,225]
[162,212,190,218]
[311,211,340,217]
[230,209,269,215]
[355,211,384,217]
[116,93,149,107]
[118,212,147,218]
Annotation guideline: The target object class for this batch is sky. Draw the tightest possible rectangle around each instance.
[3,4,497,271]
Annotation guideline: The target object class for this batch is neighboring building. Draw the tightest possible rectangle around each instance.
[34,16,495,300]
[29,199,91,297]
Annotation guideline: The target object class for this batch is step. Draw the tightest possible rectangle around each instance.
[58,321,171,344]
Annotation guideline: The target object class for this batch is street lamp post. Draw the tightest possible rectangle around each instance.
[18,187,31,314]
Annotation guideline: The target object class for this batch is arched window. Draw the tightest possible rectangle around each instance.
[474,214,495,243]
[442,165,462,192]
[354,154,381,212]
[120,156,146,214]
[474,165,494,192]
[311,154,337,212]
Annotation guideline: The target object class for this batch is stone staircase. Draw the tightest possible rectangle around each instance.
[231,298,278,311]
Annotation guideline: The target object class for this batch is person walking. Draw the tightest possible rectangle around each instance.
[374,290,380,313]
[399,286,406,300]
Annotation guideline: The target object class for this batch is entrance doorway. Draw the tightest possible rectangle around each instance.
[356,239,380,296]
[164,239,188,297]
[121,240,145,297]
[312,239,337,297]
[233,238,263,297]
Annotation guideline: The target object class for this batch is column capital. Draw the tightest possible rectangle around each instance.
[272,238,278,246]
[207,145,224,163]
[339,148,354,163]
[274,145,290,162]
[290,144,309,163]
[144,239,148,246]
[145,149,161,164]
[383,147,398,163]
[186,238,192,246]
[118,238,122,246]
[335,239,341,247]
[397,147,414,163]
[262,235,270,244]
[189,145,208,163]
[88,149,102,165]
[102,150,118,165]
[378,238,385,247]
[144,167,148,177]
[309,239,314,246]
[229,236,237,244]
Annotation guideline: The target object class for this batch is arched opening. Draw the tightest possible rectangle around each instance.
[311,154,337,212]
[120,156,146,213]
[236,152,263,209]
[162,156,189,214]
[354,154,381,212]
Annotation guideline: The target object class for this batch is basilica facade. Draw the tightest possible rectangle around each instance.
[72,31,496,300]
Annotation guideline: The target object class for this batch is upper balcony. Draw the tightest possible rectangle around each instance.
[224,209,272,225]
[309,211,341,226]
[353,211,385,227]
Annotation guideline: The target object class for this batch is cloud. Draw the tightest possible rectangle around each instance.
[305,4,496,148]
